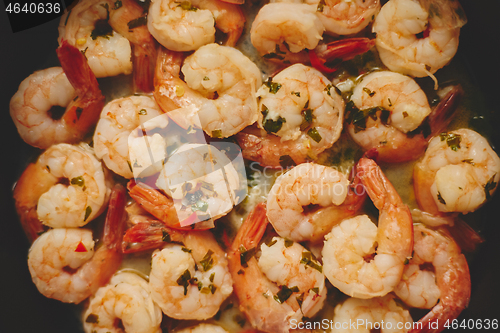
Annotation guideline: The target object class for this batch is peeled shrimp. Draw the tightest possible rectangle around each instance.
[175,324,229,333]
[93,95,167,179]
[83,271,162,333]
[322,157,413,298]
[154,44,262,138]
[347,73,463,163]
[27,184,126,304]
[373,0,467,85]
[394,224,471,333]
[250,3,324,58]
[413,128,500,215]
[148,230,233,320]
[331,294,414,333]
[228,203,326,333]
[147,0,245,51]
[236,63,344,167]
[14,143,110,234]
[266,162,365,242]
[10,42,105,149]
[310,0,380,36]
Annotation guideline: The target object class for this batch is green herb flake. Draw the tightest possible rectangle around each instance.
[309,287,319,294]
[138,108,147,115]
[264,77,282,94]
[200,180,214,192]
[402,111,409,118]
[70,176,85,187]
[317,0,325,12]
[200,249,214,271]
[90,14,113,40]
[363,87,375,97]
[177,1,198,11]
[296,293,304,307]
[84,206,92,221]
[484,174,498,200]
[439,132,462,151]
[210,272,215,282]
[127,16,147,29]
[462,159,475,165]
[85,314,99,324]
[176,269,192,295]
[262,113,286,134]
[211,129,222,138]
[307,127,322,143]
[266,238,277,247]
[181,247,192,253]
[291,91,301,97]
[279,155,296,169]
[437,192,446,205]
[234,314,246,328]
[404,258,409,265]
[162,230,171,242]
[203,76,210,81]
[284,238,294,248]
[113,0,122,9]
[274,285,299,304]
[239,245,257,268]
[300,106,314,131]
[388,98,393,107]
[300,251,323,273]
[192,200,209,212]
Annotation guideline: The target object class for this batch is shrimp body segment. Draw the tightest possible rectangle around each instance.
[155,44,262,138]
[147,0,245,51]
[83,271,163,333]
[175,324,229,333]
[414,128,500,215]
[373,0,467,82]
[237,63,344,167]
[149,230,233,320]
[93,95,167,179]
[322,158,413,298]
[394,224,471,333]
[27,184,126,304]
[267,162,364,242]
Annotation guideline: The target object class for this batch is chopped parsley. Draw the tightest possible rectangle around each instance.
[439,132,462,151]
[307,127,322,143]
[84,206,92,221]
[274,285,299,304]
[300,251,323,273]
[484,174,497,200]
[127,16,147,29]
[264,77,282,94]
[200,249,214,271]
[239,245,257,268]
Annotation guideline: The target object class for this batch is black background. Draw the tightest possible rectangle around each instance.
[0,0,499,332]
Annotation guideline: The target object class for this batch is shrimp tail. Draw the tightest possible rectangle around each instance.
[122,221,185,254]
[445,217,485,252]
[127,180,178,225]
[427,84,464,138]
[232,202,268,251]
[309,38,376,73]
[56,40,105,139]
[102,183,127,249]
[344,161,367,212]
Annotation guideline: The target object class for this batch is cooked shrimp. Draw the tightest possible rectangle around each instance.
[59,0,133,78]
[27,184,126,304]
[175,324,229,333]
[83,271,162,333]
[309,0,380,36]
[394,224,470,333]
[372,0,467,86]
[236,63,344,167]
[347,75,463,163]
[228,203,326,333]
[414,128,500,215]
[322,157,413,298]
[250,3,324,58]
[266,162,365,242]
[154,44,262,138]
[93,95,167,179]
[10,42,105,149]
[14,143,110,232]
[147,0,245,51]
[148,230,233,320]
[331,294,413,333]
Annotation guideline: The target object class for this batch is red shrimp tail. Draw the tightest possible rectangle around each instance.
[122,221,186,254]
[17,207,47,244]
[232,202,268,252]
[56,40,105,138]
[445,218,485,252]
[309,38,375,74]
[102,184,127,250]
[427,84,464,138]
[133,43,157,93]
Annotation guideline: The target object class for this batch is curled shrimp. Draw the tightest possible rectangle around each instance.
[322,157,413,298]
[346,73,463,163]
[372,0,467,86]
[310,0,380,36]
[93,95,167,179]
[147,0,245,51]
[154,44,262,138]
[10,41,105,149]
[266,162,365,243]
[394,224,471,333]
[27,184,126,304]
[413,128,500,215]
[228,203,327,333]
[14,143,111,238]
[175,324,229,333]
[83,271,163,333]
[59,0,133,78]
[250,3,324,58]
[236,63,344,167]
[331,294,413,333]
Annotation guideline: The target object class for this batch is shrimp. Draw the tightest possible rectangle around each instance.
[228,203,326,333]
[331,294,414,333]
[394,224,471,333]
[59,0,133,78]
[10,41,105,149]
[83,271,163,333]
[372,0,467,86]
[309,0,380,36]
[93,95,167,179]
[175,324,229,333]
[14,143,111,234]
[147,0,245,51]
[154,44,262,138]
[236,63,344,167]
[322,157,413,299]
[250,3,324,58]
[27,184,126,304]
[413,128,500,215]
[266,162,366,243]
[148,230,233,320]
[346,73,463,163]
